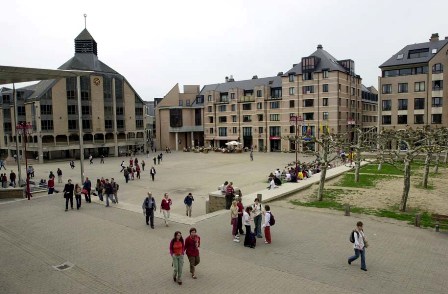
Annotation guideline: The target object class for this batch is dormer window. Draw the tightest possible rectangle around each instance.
[397,54,404,60]
[408,48,429,59]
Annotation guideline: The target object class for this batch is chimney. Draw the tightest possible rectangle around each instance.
[445,36,448,40]
[229,75,234,82]
[277,72,283,76]
[430,33,439,42]
[317,44,323,49]
[225,76,229,83]
[252,75,258,79]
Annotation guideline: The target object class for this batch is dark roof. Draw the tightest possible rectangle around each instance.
[75,29,95,41]
[58,54,118,74]
[285,46,348,75]
[200,76,282,95]
[380,39,448,68]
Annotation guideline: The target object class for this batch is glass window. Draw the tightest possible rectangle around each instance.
[303,112,314,120]
[303,99,314,107]
[414,81,425,92]
[323,70,329,78]
[218,105,227,112]
[82,105,90,115]
[257,102,262,109]
[432,114,442,124]
[243,115,252,122]
[382,115,391,125]
[288,74,294,82]
[230,93,235,99]
[207,95,212,102]
[258,127,263,134]
[432,97,443,107]
[232,115,237,122]
[408,48,429,59]
[432,80,443,90]
[270,101,280,109]
[432,63,443,73]
[302,72,313,80]
[186,100,190,106]
[242,103,251,110]
[67,105,76,115]
[302,86,314,94]
[398,83,408,93]
[269,126,281,136]
[271,88,282,98]
[41,120,54,131]
[323,98,328,106]
[257,114,263,121]
[231,104,236,111]
[105,120,113,129]
[233,127,238,134]
[382,84,392,94]
[209,128,214,134]
[397,115,407,124]
[68,120,77,130]
[323,84,329,92]
[414,114,424,124]
[289,100,295,108]
[218,127,227,136]
[208,117,213,123]
[414,98,425,110]
[323,112,329,120]
[257,90,262,97]
[269,114,280,121]
[289,87,295,95]
[398,99,408,110]
[219,116,227,123]
[207,106,212,112]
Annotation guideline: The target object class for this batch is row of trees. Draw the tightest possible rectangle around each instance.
[284,126,448,212]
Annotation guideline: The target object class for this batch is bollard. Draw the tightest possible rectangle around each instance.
[414,213,421,227]
[344,204,350,216]
[257,193,262,202]
[435,221,440,232]
[205,200,210,214]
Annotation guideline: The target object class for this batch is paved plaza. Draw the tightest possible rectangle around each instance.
[0,152,447,293]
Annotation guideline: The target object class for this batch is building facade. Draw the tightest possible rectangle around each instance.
[379,33,448,130]
[0,29,147,162]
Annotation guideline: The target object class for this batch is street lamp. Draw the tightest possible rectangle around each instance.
[16,122,33,200]
[290,115,303,173]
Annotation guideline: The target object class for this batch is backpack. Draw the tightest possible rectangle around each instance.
[268,212,275,226]
[349,230,359,243]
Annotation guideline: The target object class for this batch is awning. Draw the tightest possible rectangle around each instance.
[214,136,239,141]
[0,65,92,85]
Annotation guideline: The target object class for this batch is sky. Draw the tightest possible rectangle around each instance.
[1,0,448,101]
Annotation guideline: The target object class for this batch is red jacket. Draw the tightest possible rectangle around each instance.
[161,198,172,210]
[48,178,54,189]
[184,235,200,257]
[237,202,244,213]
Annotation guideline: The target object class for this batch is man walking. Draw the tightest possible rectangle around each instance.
[252,198,263,238]
[89,154,93,164]
[9,170,16,187]
[104,179,114,207]
[185,228,201,279]
[184,193,194,217]
[57,168,63,183]
[0,159,6,170]
[225,182,235,210]
[63,179,74,211]
[100,154,105,164]
[150,166,156,181]
[250,149,253,161]
[153,156,157,165]
[83,177,92,203]
[111,178,119,204]
[142,192,157,229]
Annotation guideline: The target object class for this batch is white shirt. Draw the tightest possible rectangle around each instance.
[264,211,271,227]
[252,203,262,217]
[269,179,277,189]
[243,211,251,226]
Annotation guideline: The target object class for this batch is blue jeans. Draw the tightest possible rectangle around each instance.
[349,249,366,270]
[254,214,262,237]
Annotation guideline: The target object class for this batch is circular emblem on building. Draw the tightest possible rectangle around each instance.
[93,77,101,86]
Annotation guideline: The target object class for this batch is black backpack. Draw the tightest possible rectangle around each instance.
[349,230,359,243]
[269,212,275,226]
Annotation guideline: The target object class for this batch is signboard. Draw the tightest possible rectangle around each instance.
[269,136,281,140]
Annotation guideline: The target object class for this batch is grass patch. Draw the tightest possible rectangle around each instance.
[335,173,386,188]
[350,163,403,176]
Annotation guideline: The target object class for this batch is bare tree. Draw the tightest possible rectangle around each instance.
[350,127,377,182]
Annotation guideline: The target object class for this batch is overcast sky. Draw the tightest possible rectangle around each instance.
[1,0,447,100]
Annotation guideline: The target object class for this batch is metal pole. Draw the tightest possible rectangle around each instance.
[77,76,85,184]
[13,83,22,186]
[295,117,298,172]
[24,127,31,200]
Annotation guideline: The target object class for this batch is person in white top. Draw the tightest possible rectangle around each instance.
[348,221,367,271]
[251,198,263,238]
[267,178,278,190]
[274,169,281,178]
[262,205,272,244]
[243,206,254,248]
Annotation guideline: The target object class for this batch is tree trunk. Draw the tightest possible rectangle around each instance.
[399,160,411,212]
[444,149,448,165]
[354,131,362,182]
[422,152,431,188]
[434,152,440,174]
[317,164,327,201]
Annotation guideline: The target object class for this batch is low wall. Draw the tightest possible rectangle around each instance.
[0,188,24,199]
[207,188,242,213]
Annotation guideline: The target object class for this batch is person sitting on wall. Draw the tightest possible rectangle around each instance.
[273,176,282,186]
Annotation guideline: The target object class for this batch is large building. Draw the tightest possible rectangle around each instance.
[0,28,148,162]
[379,33,448,130]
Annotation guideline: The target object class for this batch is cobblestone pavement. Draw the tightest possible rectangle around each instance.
[1,192,447,294]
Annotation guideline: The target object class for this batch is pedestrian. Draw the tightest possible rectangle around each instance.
[120,161,125,172]
[63,179,74,211]
[225,181,234,209]
[153,156,157,165]
[184,193,194,217]
[348,221,368,271]
[150,166,156,181]
[160,193,172,227]
[96,178,104,201]
[157,154,161,165]
[111,178,119,204]
[243,206,254,248]
[0,159,6,170]
[57,168,63,183]
[83,177,92,203]
[135,157,138,166]
[9,170,16,187]
[250,149,253,161]
[230,200,240,242]
[70,160,75,169]
[169,231,184,285]
[104,179,113,207]
[124,168,129,183]
[49,171,55,180]
[236,197,245,235]
[131,167,135,180]
[141,160,146,171]
[74,183,82,210]
[100,154,105,164]
[185,228,200,279]
[142,192,157,228]
[146,150,150,158]
[160,153,163,162]
[252,198,263,238]
[263,205,273,244]
[136,164,141,179]
[2,173,7,188]
[48,176,55,194]
[89,154,93,164]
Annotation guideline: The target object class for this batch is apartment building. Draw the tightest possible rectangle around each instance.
[379,33,448,130]
[201,45,369,152]
[0,28,147,162]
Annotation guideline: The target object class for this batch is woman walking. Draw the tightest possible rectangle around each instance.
[74,183,82,210]
[230,200,239,242]
[184,228,201,279]
[243,206,254,248]
[348,221,368,271]
[160,193,172,227]
[169,231,185,285]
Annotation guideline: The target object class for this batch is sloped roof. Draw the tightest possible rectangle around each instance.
[380,39,448,68]
[285,46,348,75]
[200,76,282,95]
[58,54,118,74]
[75,29,95,41]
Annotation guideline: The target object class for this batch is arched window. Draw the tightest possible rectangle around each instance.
[432,63,443,73]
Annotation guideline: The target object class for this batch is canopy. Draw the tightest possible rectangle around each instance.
[225,141,242,146]
[0,65,92,85]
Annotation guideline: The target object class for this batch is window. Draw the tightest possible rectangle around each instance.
[231,104,236,111]
[257,114,263,121]
[398,83,408,93]
[302,86,314,94]
[136,120,144,128]
[290,126,295,133]
[178,100,183,106]
[397,115,407,124]
[270,101,280,109]
[382,100,391,111]
[242,103,251,110]
[135,108,143,116]
[82,120,91,130]
[230,93,235,99]
[218,127,227,136]
[207,106,212,112]
[209,128,214,134]
[288,74,294,82]
[414,114,424,124]
[68,120,77,130]
[257,102,262,109]
[105,120,113,129]
[82,105,90,115]
[243,127,252,136]
[17,106,26,116]
[432,97,443,107]
[116,107,124,115]
[432,63,443,73]
[351,87,355,96]
[323,70,329,78]
[207,95,212,102]
[218,105,227,112]
[382,84,392,94]
[67,105,76,115]
[322,84,329,92]
[270,114,280,121]
[303,99,314,107]
[186,100,190,106]
[432,114,442,124]
[2,95,10,103]
[271,88,282,98]
[382,115,391,125]
[80,76,90,100]
[232,115,237,122]
[432,80,443,90]
[196,95,204,104]
[414,81,425,92]
[169,109,182,127]
[289,87,295,95]
[257,90,262,97]
[322,98,328,106]
[269,126,281,137]
[303,112,314,120]
[208,117,213,123]
[397,53,404,59]
[408,48,429,59]
[323,112,329,120]
[243,115,252,122]
[219,116,227,123]
[302,72,313,80]
[414,98,425,110]
[66,77,76,99]
[233,127,238,134]
[258,127,263,134]
[41,120,53,131]
[40,105,52,115]
[398,99,408,110]
[289,100,295,108]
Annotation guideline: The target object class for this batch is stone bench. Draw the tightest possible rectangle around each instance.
[0,188,24,199]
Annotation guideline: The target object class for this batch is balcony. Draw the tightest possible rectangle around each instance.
[238,95,255,103]
[265,96,282,101]
[169,126,204,133]
[215,98,229,104]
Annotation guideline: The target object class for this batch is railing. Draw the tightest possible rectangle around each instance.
[238,95,255,103]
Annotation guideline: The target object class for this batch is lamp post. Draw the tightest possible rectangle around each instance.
[16,122,33,200]
[290,115,303,172]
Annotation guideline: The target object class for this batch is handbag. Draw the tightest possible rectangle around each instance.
[82,188,88,195]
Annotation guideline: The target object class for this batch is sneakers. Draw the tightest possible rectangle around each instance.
[348,260,351,265]
[233,238,240,243]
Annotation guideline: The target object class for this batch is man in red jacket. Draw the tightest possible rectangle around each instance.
[184,228,201,279]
